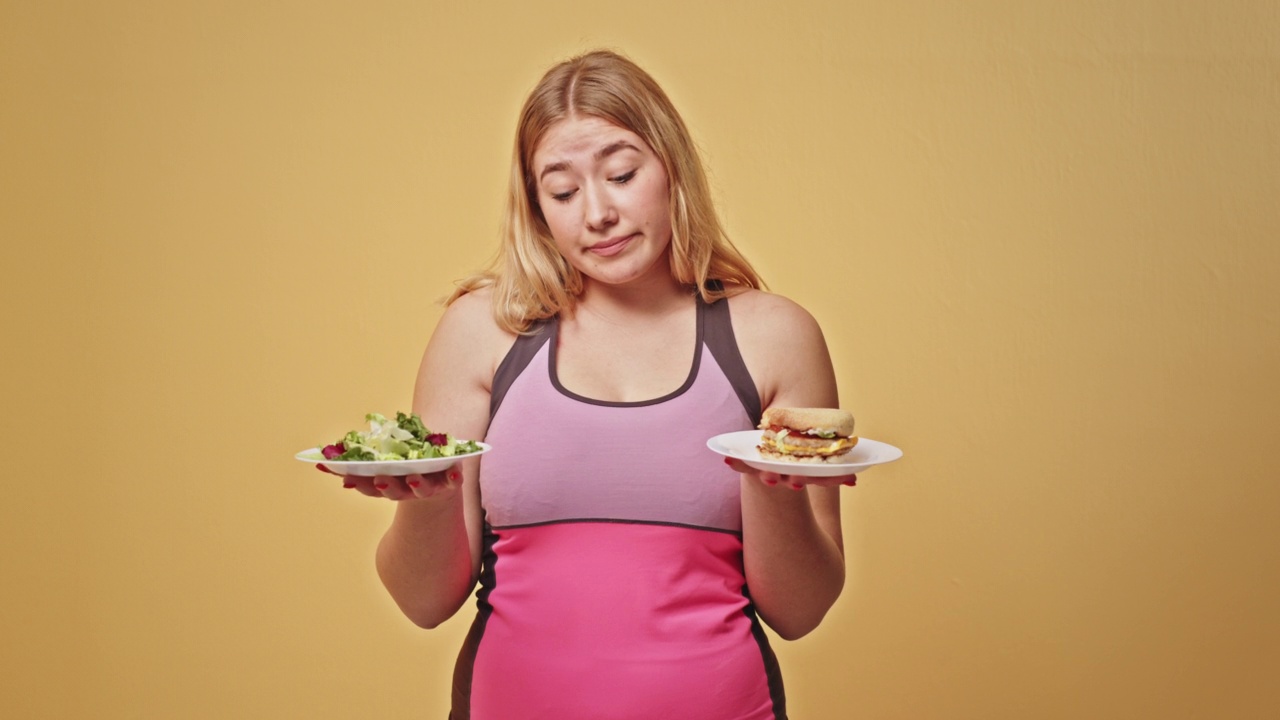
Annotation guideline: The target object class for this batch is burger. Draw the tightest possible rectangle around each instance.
[757,407,858,463]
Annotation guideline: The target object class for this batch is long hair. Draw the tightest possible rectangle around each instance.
[450,49,764,333]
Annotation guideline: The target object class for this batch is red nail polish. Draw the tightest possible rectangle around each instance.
[374,483,389,490]
[447,472,460,483]
[723,457,733,466]
[407,480,420,488]
[343,482,356,489]
[789,483,803,491]
[764,478,778,486]
[842,479,858,487]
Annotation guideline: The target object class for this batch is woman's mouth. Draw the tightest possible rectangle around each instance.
[588,233,636,257]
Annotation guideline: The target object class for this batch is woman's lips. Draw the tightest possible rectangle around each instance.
[588,233,636,257]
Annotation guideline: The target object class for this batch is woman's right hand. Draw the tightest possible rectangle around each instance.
[318,464,463,501]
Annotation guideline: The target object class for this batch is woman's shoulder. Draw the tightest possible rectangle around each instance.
[442,284,496,322]
[724,288,824,341]
[723,289,833,407]
[428,287,519,380]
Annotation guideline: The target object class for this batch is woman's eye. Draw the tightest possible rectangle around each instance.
[610,170,637,184]
[550,189,576,202]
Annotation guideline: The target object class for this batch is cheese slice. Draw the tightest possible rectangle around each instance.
[765,436,859,456]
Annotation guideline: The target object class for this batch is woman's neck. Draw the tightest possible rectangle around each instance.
[574,269,690,325]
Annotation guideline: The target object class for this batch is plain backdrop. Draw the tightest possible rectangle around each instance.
[3,1,1278,718]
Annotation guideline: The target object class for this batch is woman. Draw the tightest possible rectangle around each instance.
[336,49,855,720]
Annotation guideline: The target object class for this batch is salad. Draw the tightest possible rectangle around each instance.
[313,412,483,462]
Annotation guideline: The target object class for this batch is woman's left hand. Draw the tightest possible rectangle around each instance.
[723,457,857,490]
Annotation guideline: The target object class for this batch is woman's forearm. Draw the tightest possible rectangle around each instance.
[740,479,846,640]
[375,493,476,629]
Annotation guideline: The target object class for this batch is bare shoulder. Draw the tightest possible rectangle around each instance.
[725,289,836,409]
[726,289,826,348]
[438,286,499,330]
[422,287,517,391]
[435,287,509,341]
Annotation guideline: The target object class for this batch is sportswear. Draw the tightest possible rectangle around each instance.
[450,294,786,719]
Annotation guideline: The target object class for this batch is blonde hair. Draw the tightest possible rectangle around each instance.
[451,49,764,333]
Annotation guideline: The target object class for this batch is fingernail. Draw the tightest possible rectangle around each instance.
[407,480,420,488]
[723,457,733,466]
[447,472,460,483]
[374,483,389,490]
[343,482,356,489]
[789,483,804,491]
[842,479,858,487]
[764,478,778,486]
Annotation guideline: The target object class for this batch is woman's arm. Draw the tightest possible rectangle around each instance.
[372,290,512,629]
[729,291,848,640]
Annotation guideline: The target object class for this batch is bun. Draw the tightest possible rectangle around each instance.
[759,407,855,437]
[756,407,858,462]
[758,446,856,464]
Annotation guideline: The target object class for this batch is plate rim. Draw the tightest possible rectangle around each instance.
[295,441,492,475]
[706,429,902,476]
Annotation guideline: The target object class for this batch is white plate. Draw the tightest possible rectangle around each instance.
[707,430,902,478]
[295,443,491,477]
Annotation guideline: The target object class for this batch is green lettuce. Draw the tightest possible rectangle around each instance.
[320,412,482,462]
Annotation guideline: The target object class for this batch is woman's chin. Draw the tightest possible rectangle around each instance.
[577,245,674,289]
[581,262,669,290]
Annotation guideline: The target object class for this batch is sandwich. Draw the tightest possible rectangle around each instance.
[757,407,858,463]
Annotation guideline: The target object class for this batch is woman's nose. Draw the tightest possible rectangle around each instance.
[583,185,618,231]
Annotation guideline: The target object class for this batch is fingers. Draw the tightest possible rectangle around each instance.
[722,458,857,490]
[316,464,376,496]
[404,468,464,499]
[724,456,796,489]
[787,474,857,488]
[339,474,384,498]
[374,475,416,500]
[321,466,465,501]
[771,474,857,489]
[723,457,783,488]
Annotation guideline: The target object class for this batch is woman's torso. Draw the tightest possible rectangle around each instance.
[449,294,787,720]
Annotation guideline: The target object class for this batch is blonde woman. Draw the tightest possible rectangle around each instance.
[335,50,855,719]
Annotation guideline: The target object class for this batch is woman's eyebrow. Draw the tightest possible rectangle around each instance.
[539,141,641,181]
[539,161,570,180]
[594,140,639,161]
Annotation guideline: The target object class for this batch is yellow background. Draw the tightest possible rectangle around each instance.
[3,1,1278,718]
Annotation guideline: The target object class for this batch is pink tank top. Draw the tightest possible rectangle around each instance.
[450,294,787,720]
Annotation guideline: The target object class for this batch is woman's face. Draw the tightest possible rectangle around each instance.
[531,115,673,290]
